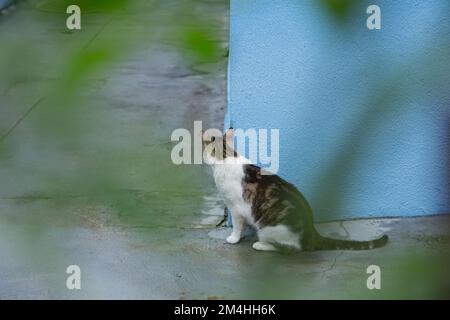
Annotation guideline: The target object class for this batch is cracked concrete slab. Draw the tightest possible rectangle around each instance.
[1,208,449,299]
[1,1,449,300]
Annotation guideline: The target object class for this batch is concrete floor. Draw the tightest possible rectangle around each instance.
[1,212,449,299]
[0,1,449,299]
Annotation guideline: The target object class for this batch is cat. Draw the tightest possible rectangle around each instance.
[202,128,388,251]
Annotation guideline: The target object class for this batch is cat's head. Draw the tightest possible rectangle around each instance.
[202,128,237,164]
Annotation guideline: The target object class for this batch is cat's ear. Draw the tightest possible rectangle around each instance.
[204,128,222,142]
[225,127,234,143]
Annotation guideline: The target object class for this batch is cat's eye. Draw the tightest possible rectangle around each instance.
[211,137,216,142]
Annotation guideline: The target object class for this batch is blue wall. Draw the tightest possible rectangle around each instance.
[226,0,450,221]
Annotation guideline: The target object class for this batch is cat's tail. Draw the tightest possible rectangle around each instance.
[311,233,388,251]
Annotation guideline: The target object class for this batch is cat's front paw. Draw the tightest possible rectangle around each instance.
[226,234,241,244]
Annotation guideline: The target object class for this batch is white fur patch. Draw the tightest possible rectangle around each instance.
[252,241,276,251]
[212,156,255,225]
[258,225,301,249]
[211,155,301,251]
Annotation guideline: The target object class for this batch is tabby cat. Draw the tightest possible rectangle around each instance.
[203,128,388,251]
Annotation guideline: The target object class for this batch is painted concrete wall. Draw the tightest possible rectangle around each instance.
[226,0,450,221]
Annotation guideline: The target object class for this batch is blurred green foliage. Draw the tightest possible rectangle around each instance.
[319,0,361,22]
[180,26,220,62]
[35,0,126,12]
[0,0,226,294]
[0,0,448,299]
